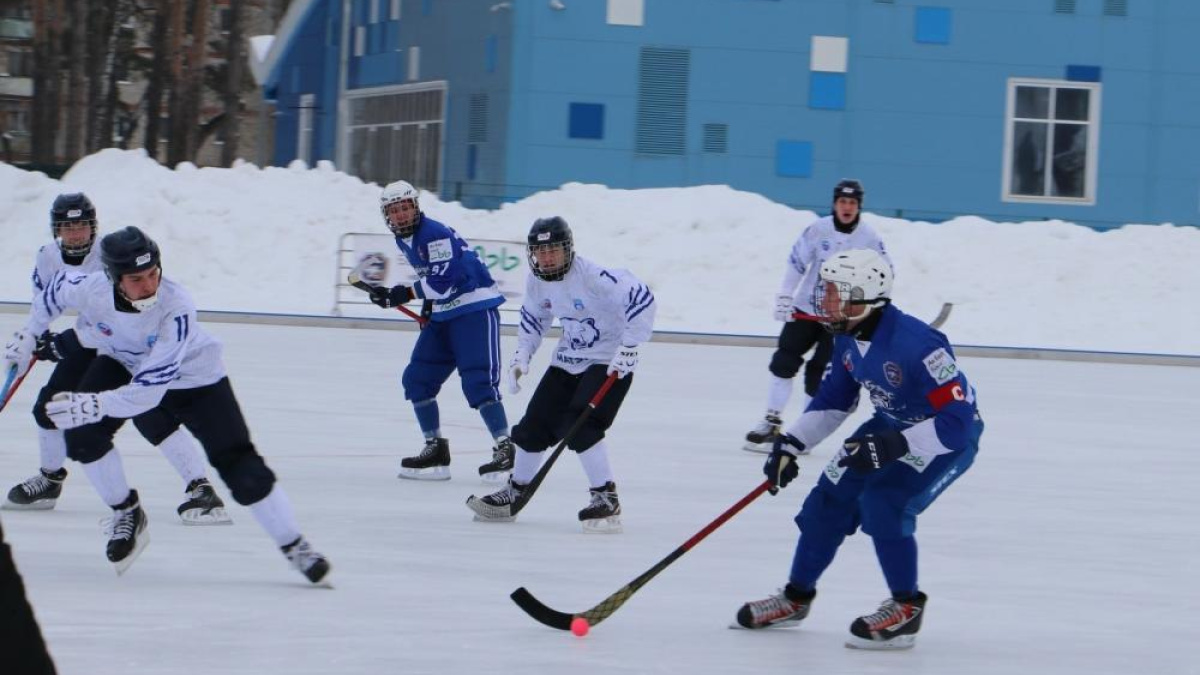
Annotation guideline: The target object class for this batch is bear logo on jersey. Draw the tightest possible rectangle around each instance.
[560,317,600,350]
[573,299,585,310]
[883,361,903,387]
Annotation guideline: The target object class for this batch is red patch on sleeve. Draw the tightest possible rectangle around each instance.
[927,380,965,410]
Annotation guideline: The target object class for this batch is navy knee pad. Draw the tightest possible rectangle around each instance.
[211,451,276,506]
[567,423,605,453]
[859,489,914,540]
[510,422,550,454]
[796,485,861,542]
[131,411,182,447]
[64,427,115,464]
[32,385,58,430]
[769,349,803,379]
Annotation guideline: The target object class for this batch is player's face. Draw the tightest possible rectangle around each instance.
[385,200,419,233]
[834,197,860,225]
[119,266,161,301]
[532,244,566,272]
[55,220,93,248]
[818,281,869,325]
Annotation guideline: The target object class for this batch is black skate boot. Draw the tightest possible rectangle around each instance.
[478,437,515,485]
[734,584,816,629]
[845,591,927,650]
[282,536,331,585]
[466,477,527,522]
[578,481,621,533]
[177,478,233,525]
[742,412,783,454]
[105,490,149,575]
[3,467,67,510]
[399,437,451,481]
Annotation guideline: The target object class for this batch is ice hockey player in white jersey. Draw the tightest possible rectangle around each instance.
[1,227,330,582]
[735,249,984,650]
[742,179,892,453]
[467,217,655,533]
[2,193,228,525]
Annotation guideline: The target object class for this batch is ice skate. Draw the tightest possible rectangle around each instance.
[103,490,149,576]
[845,592,927,650]
[176,478,233,525]
[467,477,526,522]
[578,481,621,534]
[3,467,67,510]
[398,437,451,481]
[742,412,782,454]
[282,536,332,586]
[732,585,815,629]
[478,437,515,485]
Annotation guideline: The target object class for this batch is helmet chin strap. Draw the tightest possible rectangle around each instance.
[129,294,159,311]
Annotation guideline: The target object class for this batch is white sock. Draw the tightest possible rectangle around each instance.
[81,450,132,507]
[578,440,614,488]
[512,447,542,485]
[766,375,794,414]
[38,427,67,472]
[248,486,302,548]
[156,429,208,486]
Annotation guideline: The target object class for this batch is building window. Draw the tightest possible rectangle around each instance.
[2,47,32,77]
[390,0,401,20]
[568,103,604,140]
[407,46,420,81]
[342,83,445,192]
[607,0,644,26]
[297,93,315,165]
[1003,79,1100,204]
[354,26,365,57]
[635,47,689,155]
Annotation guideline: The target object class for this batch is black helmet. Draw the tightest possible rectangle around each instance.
[527,217,574,281]
[100,226,161,283]
[832,179,864,204]
[50,192,98,256]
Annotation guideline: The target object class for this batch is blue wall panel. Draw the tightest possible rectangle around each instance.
[914,7,952,44]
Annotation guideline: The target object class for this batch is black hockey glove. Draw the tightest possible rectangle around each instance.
[368,284,414,309]
[837,431,909,473]
[764,434,804,493]
[34,330,82,363]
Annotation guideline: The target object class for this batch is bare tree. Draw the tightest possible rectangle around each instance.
[219,0,245,166]
[30,0,65,165]
[142,0,172,160]
[64,0,87,161]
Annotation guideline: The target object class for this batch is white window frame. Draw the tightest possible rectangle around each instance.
[390,0,401,20]
[407,46,420,81]
[369,0,379,23]
[297,93,315,165]
[354,26,366,57]
[1002,77,1101,206]
[607,0,644,26]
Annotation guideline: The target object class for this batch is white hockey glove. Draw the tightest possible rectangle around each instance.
[773,294,795,322]
[3,329,36,378]
[608,345,639,379]
[505,350,531,395]
[45,392,105,430]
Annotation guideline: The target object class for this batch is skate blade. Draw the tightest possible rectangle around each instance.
[398,466,451,481]
[2,498,57,511]
[113,531,150,576]
[466,496,516,522]
[478,470,511,486]
[844,634,916,650]
[179,507,233,526]
[727,619,802,630]
[742,441,771,454]
[581,516,622,534]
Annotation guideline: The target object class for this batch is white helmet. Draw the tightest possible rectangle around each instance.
[815,248,893,333]
[380,180,421,237]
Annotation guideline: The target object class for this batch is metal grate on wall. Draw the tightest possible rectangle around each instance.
[636,47,690,155]
[468,93,488,143]
[1103,0,1127,16]
[1054,0,1076,13]
[702,123,728,153]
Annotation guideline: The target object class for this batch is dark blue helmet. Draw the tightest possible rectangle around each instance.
[100,226,161,283]
[833,179,864,204]
[50,192,98,256]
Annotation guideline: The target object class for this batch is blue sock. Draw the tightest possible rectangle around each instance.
[873,536,918,597]
[477,399,509,439]
[788,531,843,592]
[413,399,440,438]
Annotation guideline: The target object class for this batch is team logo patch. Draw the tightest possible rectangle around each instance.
[922,348,958,385]
[573,298,585,310]
[135,252,152,266]
[883,361,903,387]
[842,351,854,372]
[541,299,552,309]
[426,238,453,263]
[147,335,158,348]
[98,322,112,336]
[821,240,831,252]
[357,252,389,284]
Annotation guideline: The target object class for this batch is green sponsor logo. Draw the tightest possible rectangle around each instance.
[474,244,523,271]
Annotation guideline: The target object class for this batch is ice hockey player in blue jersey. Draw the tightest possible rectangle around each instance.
[363,180,513,483]
[735,249,984,651]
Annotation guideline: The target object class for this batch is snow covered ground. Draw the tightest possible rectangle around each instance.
[1,316,1195,675]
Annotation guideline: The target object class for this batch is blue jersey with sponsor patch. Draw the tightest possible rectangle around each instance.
[394,215,503,321]
[807,304,979,456]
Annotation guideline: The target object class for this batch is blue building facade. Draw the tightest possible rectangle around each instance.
[252,0,1200,229]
